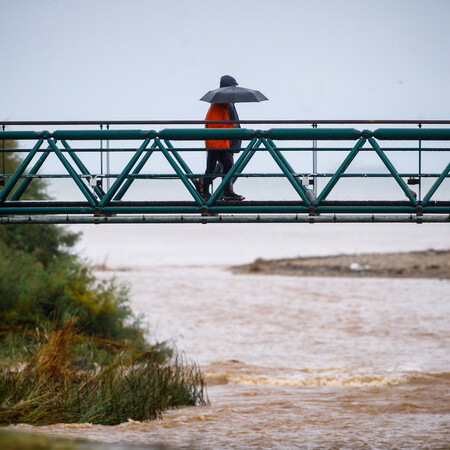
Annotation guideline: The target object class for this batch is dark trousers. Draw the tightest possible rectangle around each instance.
[204,150,235,195]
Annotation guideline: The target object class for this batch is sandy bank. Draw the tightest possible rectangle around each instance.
[232,249,450,279]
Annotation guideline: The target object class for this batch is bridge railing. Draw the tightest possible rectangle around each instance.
[0,121,449,224]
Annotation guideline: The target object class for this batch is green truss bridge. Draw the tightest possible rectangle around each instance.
[1,120,449,224]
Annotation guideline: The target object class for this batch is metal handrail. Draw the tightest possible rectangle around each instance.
[2,128,450,141]
[2,120,450,126]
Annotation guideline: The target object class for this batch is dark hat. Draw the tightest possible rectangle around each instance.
[220,75,238,87]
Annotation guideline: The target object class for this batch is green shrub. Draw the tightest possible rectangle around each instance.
[0,143,146,345]
[0,240,145,344]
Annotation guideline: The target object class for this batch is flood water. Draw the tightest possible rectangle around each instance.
[12,223,450,448]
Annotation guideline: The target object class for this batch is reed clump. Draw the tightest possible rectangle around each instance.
[0,319,207,426]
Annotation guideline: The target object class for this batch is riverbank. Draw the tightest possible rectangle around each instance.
[0,428,172,449]
[231,249,450,279]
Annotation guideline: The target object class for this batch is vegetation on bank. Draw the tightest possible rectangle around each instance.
[0,145,206,425]
[0,320,206,425]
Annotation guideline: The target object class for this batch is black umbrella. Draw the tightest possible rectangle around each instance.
[200,86,268,103]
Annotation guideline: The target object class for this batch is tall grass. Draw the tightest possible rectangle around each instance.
[0,320,207,425]
[0,320,172,369]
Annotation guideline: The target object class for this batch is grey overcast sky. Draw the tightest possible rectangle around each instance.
[1,0,449,122]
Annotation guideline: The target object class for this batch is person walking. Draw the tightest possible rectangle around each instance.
[195,75,245,201]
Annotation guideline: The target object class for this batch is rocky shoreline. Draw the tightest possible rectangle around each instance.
[232,249,450,279]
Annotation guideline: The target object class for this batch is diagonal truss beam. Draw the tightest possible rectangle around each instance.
[11,144,51,201]
[154,138,204,205]
[114,141,158,201]
[0,139,43,202]
[61,140,106,200]
[266,138,312,204]
[99,138,151,207]
[164,139,195,175]
[261,138,311,205]
[206,138,258,205]
[422,162,450,206]
[48,139,98,207]
[368,137,418,205]
[314,137,366,205]
[231,139,263,185]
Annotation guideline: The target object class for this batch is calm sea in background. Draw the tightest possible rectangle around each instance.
[13,220,450,449]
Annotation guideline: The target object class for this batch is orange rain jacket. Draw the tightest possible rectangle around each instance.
[205,103,233,150]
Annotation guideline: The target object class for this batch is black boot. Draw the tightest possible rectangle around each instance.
[223,190,245,201]
[193,178,210,200]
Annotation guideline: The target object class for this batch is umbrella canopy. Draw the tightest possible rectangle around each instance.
[200,86,268,103]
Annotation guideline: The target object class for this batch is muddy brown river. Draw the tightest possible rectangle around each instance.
[11,223,450,448]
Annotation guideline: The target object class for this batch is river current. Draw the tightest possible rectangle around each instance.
[12,223,450,448]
